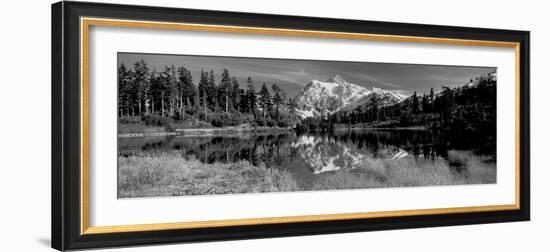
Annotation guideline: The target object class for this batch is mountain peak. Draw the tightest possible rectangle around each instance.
[326,74,346,84]
[294,76,371,118]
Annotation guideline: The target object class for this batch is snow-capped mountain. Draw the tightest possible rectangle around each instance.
[294,75,371,118]
[293,75,409,118]
[339,87,409,112]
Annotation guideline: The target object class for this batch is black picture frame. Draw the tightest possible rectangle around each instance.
[52,1,530,251]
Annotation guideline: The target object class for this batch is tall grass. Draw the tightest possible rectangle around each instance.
[118,152,298,198]
[312,150,495,190]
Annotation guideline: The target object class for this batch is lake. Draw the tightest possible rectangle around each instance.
[118,129,496,192]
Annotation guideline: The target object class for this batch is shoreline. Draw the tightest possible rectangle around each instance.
[118,126,294,138]
[118,125,429,138]
[334,125,429,131]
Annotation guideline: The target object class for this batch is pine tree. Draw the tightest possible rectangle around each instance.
[178,66,195,111]
[220,69,232,113]
[412,91,419,114]
[198,70,209,120]
[118,63,131,117]
[258,83,272,118]
[239,90,248,113]
[271,84,283,120]
[439,86,454,125]
[148,69,160,115]
[156,68,172,117]
[168,65,178,116]
[207,70,217,110]
[133,60,150,116]
[246,77,257,116]
[231,77,240,110]
[175,67,185,115]
[421,94,428,113]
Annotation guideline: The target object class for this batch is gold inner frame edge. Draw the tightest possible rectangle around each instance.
[80,17,522,235]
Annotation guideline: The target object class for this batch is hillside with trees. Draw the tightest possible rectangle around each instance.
[118,60,300,132]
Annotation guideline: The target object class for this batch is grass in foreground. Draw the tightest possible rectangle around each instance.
[118,152,299,198]
[119,150,495,198]
[311,150,496,190]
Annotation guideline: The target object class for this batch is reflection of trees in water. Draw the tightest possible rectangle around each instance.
[119,129,475,168]
[328,130,448,160]
[176,133,301,167]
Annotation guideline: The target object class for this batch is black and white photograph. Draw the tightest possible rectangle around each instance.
[117,52,497,198]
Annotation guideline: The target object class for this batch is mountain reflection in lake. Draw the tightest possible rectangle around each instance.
[118,129,496,192]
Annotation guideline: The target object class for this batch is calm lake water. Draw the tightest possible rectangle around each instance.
[119,129,495,190]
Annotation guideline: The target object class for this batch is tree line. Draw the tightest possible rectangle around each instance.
[330,74,496,128]
[118,60,300,128]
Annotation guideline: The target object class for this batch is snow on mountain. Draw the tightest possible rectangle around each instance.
[372,87,409,101]
[294,75,372,118]
[339,87,409,112]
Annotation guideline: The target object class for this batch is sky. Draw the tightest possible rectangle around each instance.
[118,52,496,97]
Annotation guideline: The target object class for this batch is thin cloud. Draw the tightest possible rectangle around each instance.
[344,72,403,89]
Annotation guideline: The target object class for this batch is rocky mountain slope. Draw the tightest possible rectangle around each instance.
[294,75,408,118]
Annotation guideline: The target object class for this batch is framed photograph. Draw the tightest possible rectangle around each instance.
[52,1,530,250]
